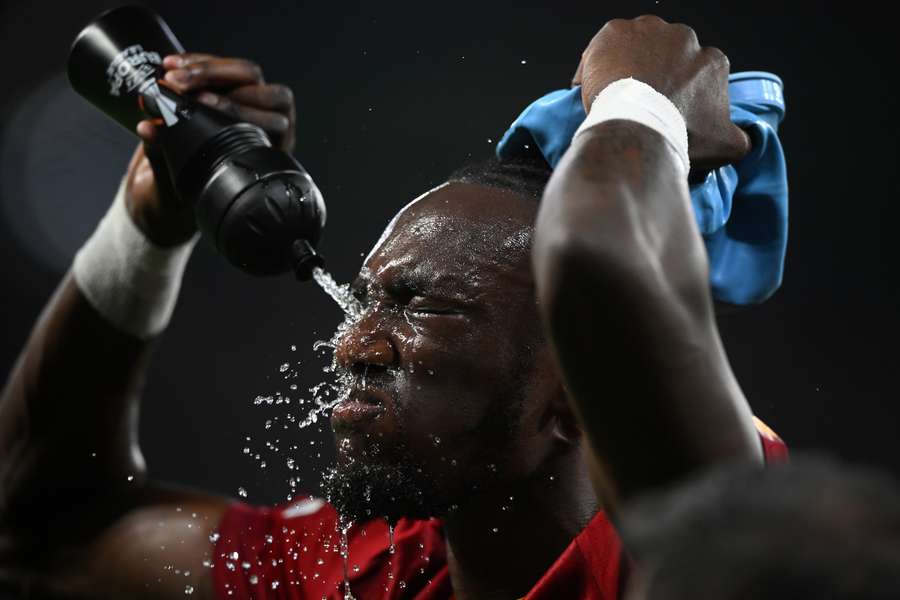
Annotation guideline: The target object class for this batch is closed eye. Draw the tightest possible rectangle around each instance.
[405,297,463,316]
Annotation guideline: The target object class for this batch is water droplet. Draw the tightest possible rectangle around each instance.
[238,487,248,498]
[242,447,250,454]
[492,527,499,533]
[126,475,134,482]
[520,59,527,64]
[271,580,280,589]
[279,363,290,373]
[184,585,194,594]
[249,575,258,585]
[290,345,297,351]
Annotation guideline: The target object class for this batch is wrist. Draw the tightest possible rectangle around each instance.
[125,187,199,248]
[73,178,199,339]
[574,77,690,176]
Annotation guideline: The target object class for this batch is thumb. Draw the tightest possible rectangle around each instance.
[142,141,182,207]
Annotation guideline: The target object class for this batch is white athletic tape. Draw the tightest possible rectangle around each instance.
[72,178,198,339]
[574,78,690,176]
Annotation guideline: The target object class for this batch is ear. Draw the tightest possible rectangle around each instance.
[531,345,582,446]
[549,384,582,445]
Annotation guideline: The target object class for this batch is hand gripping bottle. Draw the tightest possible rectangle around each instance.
[68,5,326,280]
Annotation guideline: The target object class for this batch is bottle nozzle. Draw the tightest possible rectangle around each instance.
[291,239,324,281]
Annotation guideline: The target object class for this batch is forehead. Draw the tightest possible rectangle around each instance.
[363,183,536,284]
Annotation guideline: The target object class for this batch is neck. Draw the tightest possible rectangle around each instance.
[442,452,598,600]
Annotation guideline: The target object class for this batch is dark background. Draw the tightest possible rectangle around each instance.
[1,0,897,507]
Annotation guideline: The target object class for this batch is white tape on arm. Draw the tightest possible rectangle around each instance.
[72,178,198,339]
[573,78,690,176]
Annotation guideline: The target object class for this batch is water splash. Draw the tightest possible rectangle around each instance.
[312,267,362,318]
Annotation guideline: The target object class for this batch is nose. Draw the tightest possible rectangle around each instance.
[334,312,398,376]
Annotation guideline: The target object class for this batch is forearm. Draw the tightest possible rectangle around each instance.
[533,120,760,507]
[0,178,193,528]
[0,275,152,525]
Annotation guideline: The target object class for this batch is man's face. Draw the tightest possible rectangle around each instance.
[324,182,564,522]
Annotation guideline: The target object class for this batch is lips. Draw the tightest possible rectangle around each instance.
[331,387,387,430]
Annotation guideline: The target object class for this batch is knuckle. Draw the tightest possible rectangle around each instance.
[189,60,209,79]
[272,84,294,107]
[247,61,265,81]
[704,46,730,67]
[674,22,698,39]
[279,85,294,104]
[635,14,667,25]
[216,96,237,116]
[601,18,625,32]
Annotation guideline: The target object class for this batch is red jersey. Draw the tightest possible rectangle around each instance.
[214,420,787,599]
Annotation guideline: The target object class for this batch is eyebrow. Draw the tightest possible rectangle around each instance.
[352,268,465,301]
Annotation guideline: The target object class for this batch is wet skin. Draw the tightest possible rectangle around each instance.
[332,182,580,510]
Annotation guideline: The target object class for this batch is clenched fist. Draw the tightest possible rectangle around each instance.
[573,16,751,178]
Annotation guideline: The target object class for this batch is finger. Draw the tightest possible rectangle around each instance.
[225,84,294,112]
[127,142,146,174]
[163,53,217,70]
[572,54,584,87]
[730,124,753,161]
[163,58,265,93]
[136,118,163,144]
[195,92,290,133]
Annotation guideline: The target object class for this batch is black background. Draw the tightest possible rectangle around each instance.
[1,0,897,507]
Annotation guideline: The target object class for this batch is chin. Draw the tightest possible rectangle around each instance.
[320,457,450,524]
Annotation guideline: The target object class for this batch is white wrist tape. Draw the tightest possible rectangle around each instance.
[574,78,690,176]
[72,178,198,339]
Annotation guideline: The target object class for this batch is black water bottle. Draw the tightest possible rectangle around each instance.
[67,5,326,280]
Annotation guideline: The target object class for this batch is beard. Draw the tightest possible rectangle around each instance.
[320,356,531,524]
[319,449,451,524]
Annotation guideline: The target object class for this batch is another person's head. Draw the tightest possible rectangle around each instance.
[324,156,593,522]
[620,454,900,600]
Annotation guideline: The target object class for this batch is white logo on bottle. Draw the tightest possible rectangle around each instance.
[106,44,162,97]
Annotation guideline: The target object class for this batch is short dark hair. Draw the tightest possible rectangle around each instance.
[620,454,900,600]
[448,156,553,201]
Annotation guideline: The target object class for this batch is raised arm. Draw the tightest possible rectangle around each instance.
[532,17,760,510]
[0,54,295,598]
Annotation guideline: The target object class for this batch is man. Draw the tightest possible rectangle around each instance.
[0,16,785,599]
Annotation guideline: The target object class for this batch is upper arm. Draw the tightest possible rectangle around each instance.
[534,122,760,508]
[4,484,230,600]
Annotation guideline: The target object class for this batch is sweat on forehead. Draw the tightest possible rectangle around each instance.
[367,182,537,263]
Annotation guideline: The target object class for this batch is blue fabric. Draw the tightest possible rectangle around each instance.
[496,73,789,305]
